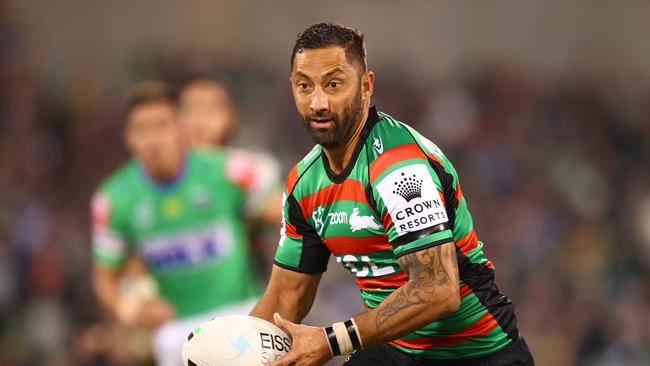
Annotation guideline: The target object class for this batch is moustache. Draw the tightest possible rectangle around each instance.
[306,112,337,121]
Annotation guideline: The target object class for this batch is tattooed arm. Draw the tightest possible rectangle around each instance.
[265,242,460,366]
[353,242,460,347]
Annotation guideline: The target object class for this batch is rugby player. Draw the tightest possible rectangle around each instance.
[250,23,535,365]
[91,81,278,366]
[176,74,282,225]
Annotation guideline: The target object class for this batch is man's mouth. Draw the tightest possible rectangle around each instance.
[310,118,334,129]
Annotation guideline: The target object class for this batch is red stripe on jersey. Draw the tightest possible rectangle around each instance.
[381,211,394,230]
[286,165,299,193]
[389,312,499,349]
[423,152,447,207]
[323,235,392,256]
[456,229,478,254]
[485,260,495,269]
[284,221,301,239]
[369,143,427,183]
[356,272,409,290]
[425,152,443,166]
[438,191,446,208]
[299,179,367,219]
[455,183,463,203]
[459,283,472,298]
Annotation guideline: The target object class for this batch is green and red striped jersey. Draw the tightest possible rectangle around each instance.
[274,107,519,360]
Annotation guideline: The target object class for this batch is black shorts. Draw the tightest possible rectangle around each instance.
[343,335,534,366]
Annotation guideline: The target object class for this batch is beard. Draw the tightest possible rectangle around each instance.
[299,86,364,149]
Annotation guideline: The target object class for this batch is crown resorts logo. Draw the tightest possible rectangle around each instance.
[393,172,423,202]
[377,164,449,235]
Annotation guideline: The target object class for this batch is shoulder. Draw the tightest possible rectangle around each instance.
[189,148,233,184]
[366,112,418,163]
[368,111,448,167]
[285,144,322,194]
[92,160,139,226]
[366,111,456,188]
[225,147,279,171]
[97,160,140,200]
[223,147,281,190]
[191,147,227,168]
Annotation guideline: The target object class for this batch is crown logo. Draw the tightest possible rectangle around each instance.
[393,172,423,202]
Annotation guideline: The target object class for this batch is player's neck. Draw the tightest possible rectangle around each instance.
[322,107,369,174]
[143,152,187,186]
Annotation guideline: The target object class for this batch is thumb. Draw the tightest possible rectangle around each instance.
[273,312,295,335]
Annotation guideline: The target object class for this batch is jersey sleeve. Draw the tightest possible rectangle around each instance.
[371,158,454,259]
[90,191,129,268]
[273,190,330,274]
[225,149,281,219]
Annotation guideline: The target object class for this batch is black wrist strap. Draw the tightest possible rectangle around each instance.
[325,326,341,356]
[344,319,362,350]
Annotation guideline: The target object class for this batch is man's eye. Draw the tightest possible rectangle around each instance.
[297,82,310,90]
[328,81,341,89]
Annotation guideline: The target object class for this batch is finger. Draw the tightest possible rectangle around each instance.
[273,312,294,335]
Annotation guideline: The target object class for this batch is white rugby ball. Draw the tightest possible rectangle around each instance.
[182,315,292,366]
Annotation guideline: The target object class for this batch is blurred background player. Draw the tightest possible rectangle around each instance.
[176,74,237,148]
[176,74,283,227]
[91,80,280,366]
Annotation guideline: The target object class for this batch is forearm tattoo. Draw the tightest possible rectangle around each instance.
[375,244,458,329]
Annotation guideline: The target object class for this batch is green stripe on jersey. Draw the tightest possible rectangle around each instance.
[275,236,303,268]
[392,230,453,257]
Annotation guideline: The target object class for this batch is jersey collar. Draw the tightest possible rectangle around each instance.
[139,152,190,190]
[322,105,380,184]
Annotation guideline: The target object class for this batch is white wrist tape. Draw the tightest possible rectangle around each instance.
[349,318,364,349]
[332,321,354,355]
[324,318,363,356]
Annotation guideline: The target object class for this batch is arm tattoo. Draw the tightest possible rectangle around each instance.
[375,244,458,329]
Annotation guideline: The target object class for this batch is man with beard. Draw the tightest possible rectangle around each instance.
[249,23,535,365]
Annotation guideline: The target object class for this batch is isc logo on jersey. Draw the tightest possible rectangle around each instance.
[376,164,448,235]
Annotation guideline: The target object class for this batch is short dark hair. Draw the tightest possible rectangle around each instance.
[291,22,366,72]
[125,80,175,115]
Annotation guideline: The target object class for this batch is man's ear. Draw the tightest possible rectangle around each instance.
[363,71,375,99]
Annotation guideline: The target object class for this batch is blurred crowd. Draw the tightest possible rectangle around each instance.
[1,17,650,366]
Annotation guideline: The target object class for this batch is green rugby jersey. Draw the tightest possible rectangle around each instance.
[274,107,518,360]
[92,149,278,318]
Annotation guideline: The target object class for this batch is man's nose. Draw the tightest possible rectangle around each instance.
[310,87,329,113]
